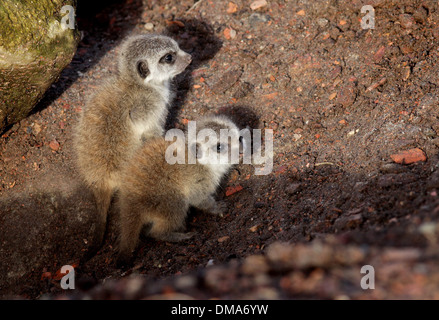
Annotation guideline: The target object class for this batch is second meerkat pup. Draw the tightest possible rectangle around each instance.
[116,115,243,266]
[74,34,191,246]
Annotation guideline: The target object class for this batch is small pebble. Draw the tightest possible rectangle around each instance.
[390,148,427,164]
[399,13,415,29]
[144,23,154,31]
[49,139,60,151]
[241,255,269,275]
[227,2,238,14]
[250,0,267,11]
[218,236,230,243]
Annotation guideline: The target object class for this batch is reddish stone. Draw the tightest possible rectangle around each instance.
[390,148,427,164]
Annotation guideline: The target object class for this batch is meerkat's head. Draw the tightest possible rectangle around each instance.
[118,34,192,86]
[189,115,246,178]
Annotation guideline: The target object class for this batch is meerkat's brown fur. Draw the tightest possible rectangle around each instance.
[116,115,241,266]
[73,34,191,249]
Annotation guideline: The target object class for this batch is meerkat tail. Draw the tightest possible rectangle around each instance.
[116,200,144,267]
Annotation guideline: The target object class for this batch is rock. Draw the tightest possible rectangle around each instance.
[402,66,411,80]
[49,139,60,151]
[390,148,427,164]
[0,0,79,133]
[241,255,269,275]
[206,259,215,267]
[225,185,243,197]
[400,44,414,54]
[250,0,267,11]
[223,27,236,40]
[418,222,438,244]
[266,242,296,270]
[175,275,197,290]
[286,183,301,195]
[333,246,366,265]
[33,122,42,135]
[144,23,154,31]
[204,266,236,293]
[347,129,359,137]
[291,243,334,269]
[124,277,144,299]
[249,225,260,232]
[227,2,238,14]
[381,248,421,262]
[218,236,230,243]
[267,242,336,270]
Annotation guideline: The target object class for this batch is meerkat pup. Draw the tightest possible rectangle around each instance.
[116,115,242,265]
[73,34,191,246]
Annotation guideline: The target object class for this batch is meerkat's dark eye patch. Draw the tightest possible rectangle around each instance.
[215,143,227,153]
[136,60,149,79]
[160,52,176,64]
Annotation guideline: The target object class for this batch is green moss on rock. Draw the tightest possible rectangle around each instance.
[0,0,79,132]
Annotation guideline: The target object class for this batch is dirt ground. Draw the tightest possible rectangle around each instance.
[2,0,439,299]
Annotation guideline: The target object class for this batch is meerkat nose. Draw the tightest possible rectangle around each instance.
[184,52,192,64]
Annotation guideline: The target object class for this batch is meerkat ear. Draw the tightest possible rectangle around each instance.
[136,60,149,79]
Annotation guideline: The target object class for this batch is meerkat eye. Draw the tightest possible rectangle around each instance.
[160,52,175,64]
[165,54,173,62]
[216,143,223,152]
[239,136,243,143]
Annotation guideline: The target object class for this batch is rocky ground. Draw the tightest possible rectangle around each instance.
[1,0,439,299]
